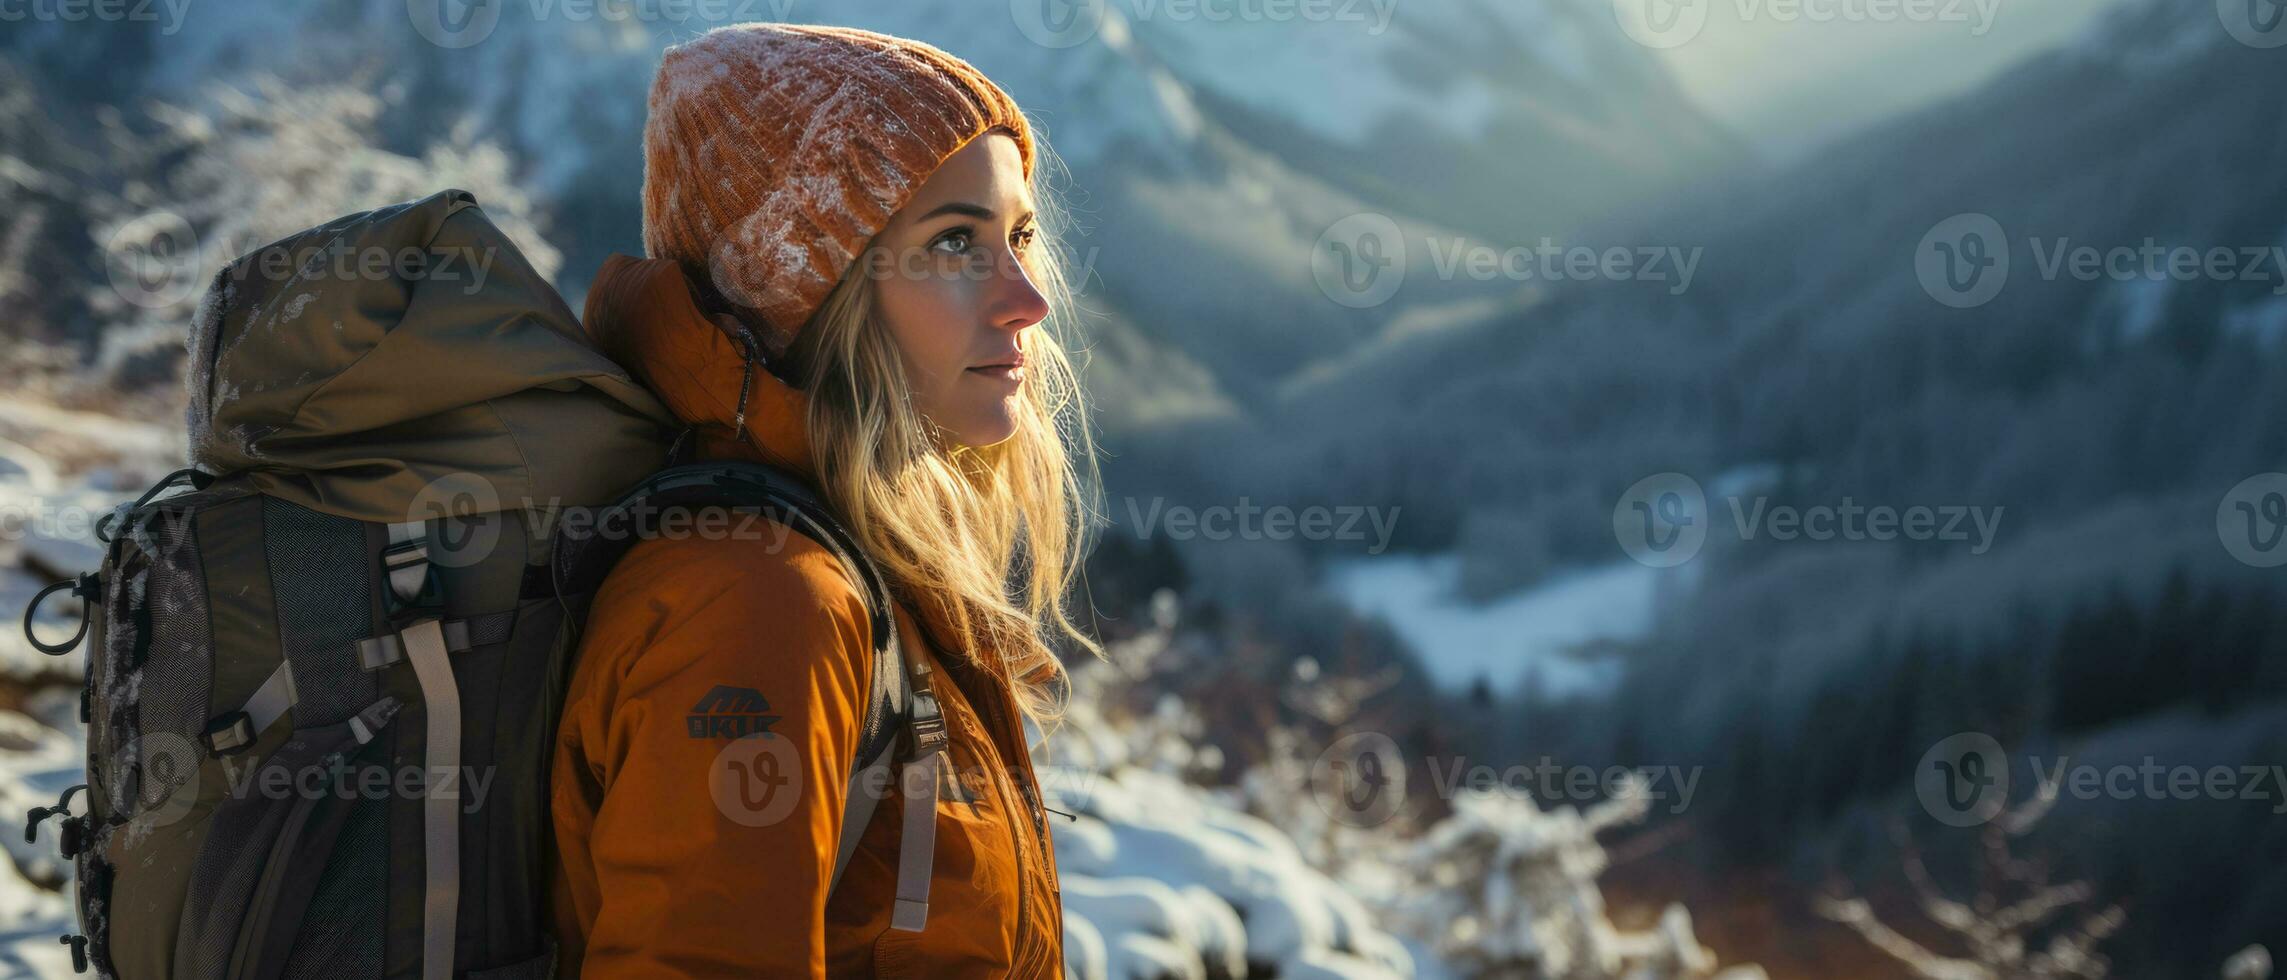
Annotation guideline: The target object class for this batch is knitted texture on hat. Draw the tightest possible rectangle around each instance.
[641,23,1035,359]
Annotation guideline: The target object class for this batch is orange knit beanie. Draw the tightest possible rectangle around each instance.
[640,23,1035,360]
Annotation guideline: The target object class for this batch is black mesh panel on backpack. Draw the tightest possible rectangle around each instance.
[259,497,393,975]
[260,497,377,725]
[278,765,391,977]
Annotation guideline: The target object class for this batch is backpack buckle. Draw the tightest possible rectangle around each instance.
[203,711,257,755]
[908,689,947,756]
[380,537,436,611]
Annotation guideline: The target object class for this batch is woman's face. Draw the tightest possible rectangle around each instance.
[867,131,1046,449]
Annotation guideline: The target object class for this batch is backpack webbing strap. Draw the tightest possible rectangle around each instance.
[829,641,947,933]
[402,616,460,980]
[891,659,946,932]
[387,520,460,980]
[203,659,297,755]
[832,740,895,884]
[754,479,940,931]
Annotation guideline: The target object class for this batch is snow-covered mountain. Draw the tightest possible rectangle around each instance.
[2,0,1741,407]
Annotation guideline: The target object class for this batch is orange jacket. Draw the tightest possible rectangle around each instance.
[548,254,1064,977]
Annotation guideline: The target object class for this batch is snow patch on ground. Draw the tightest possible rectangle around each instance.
[1322,557,1655,698]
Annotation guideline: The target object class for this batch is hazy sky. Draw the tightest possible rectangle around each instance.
[1644,0,2129,160]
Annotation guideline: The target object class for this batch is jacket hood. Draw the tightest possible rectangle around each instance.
[580,252,818,480]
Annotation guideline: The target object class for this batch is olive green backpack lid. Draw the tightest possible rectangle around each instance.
[187,187,676,522]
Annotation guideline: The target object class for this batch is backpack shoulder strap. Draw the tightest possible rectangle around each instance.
[550,461,943,927]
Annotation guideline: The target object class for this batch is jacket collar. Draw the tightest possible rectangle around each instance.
[582,253,818,480]
[582,253,986,670]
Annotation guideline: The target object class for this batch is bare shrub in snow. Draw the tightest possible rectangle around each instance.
[1815,794,2125,980]
[1404,778,1759,980]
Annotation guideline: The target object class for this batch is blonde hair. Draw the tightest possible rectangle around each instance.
[772,138,1104,729]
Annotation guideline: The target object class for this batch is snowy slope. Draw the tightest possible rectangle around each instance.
[0,401,1751,977]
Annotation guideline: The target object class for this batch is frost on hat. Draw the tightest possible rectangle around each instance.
[640,23,1035,359]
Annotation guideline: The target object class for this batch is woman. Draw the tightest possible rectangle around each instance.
[548,23,1099,977]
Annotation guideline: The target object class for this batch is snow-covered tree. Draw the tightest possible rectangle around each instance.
[76,72,553,386]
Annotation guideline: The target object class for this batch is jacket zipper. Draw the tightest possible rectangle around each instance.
[1018,774,1063,968]
[1021,760,1063,967]
[967,670,1054,969]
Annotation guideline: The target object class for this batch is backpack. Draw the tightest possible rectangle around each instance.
[17,188,946,978]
